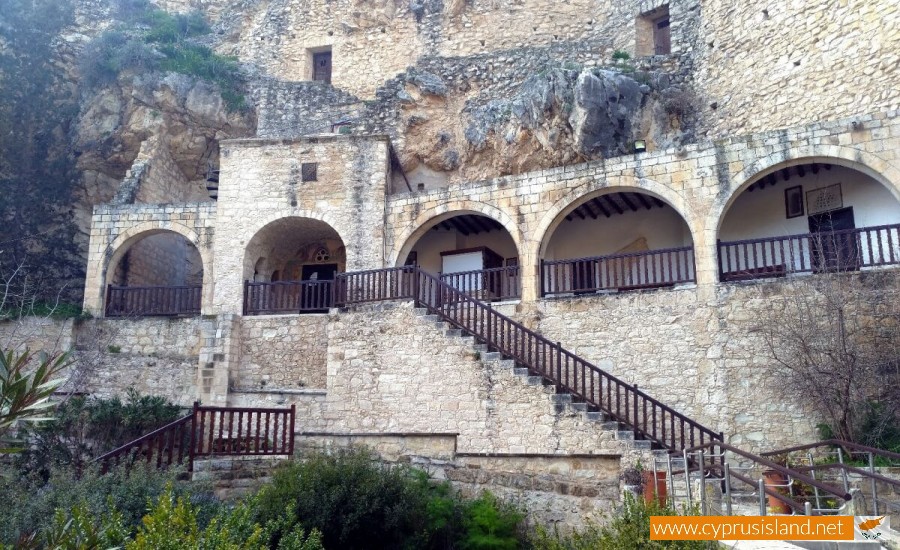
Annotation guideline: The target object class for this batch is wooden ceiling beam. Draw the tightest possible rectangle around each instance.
[601,195,624,215]
[590,198,612,217]
[619,193,639,212]
[580,201,600,220]
[635,193,653,210]
[447,217,471,236]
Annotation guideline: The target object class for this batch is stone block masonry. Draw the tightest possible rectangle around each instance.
[237,315,329,391]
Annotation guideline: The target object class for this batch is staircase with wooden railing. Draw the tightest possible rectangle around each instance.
[95,402,295,473]
[332,265,723,456]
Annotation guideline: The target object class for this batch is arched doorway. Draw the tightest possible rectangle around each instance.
[242,217,346,314]
[539,190,695,296]
[399,212,521,301]
[106,231,204,317]
[717,161,900,281]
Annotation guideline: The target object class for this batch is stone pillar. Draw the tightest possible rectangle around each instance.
[198,314,242,405]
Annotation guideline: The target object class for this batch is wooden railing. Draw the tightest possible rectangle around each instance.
[334,266,721,454]
[105,284,201,317]
[440,266,520,301]
[718,223,900,281]
[244,280,334,315]
[540,246,695,296]
[95,402,295,473]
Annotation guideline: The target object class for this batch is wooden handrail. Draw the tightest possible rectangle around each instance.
[94,403,296,473]
[335,266,722,454]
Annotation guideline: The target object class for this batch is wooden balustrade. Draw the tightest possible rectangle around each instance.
[540,246,695,296]
[718,223,900,281]
[439,265,520,301]
[95,403,295,473]
[105,285,201,317]
[244,280,334,315]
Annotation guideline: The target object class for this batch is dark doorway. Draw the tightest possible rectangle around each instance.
[312,51,332,84]
[300,263,337,312]
[302,263,338,281]
[654,17,671,55]
[808,207,859,272]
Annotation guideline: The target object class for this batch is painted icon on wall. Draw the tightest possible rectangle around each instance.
[784,185,804,218]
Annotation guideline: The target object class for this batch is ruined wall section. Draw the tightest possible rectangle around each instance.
[694,0,900,138]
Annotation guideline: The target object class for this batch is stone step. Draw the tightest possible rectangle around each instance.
[513,367,531,377]
[525,376,545,386]
[483,352,504,361]
[568,402,589,413]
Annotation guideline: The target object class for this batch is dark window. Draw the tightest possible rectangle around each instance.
[301,162,318,182]
[654,17,671,54]
[312,51,332,84]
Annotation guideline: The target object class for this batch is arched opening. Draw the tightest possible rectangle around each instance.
[401,212,520,301]
[242,217,346,314]
[717,161,900,281]
[539,191,695,296]
[106,231,203,317]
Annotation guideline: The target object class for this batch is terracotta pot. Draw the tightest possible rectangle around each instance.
[762,469,791,514]
[642,470,667,506]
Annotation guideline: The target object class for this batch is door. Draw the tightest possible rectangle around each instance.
[312,51,332,84]
[808,207,859,272]
[300,263,337,310]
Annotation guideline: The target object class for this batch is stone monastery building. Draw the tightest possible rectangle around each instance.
[68,0,900,520]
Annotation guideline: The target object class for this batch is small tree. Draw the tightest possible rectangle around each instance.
[753,271,900,448]
[0,349,70,452]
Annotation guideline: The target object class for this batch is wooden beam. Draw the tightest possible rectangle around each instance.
[571,205,587,220]
[652,198,666,208]
[447,217,470,236]
[580,200,600,220]
[456,216,481,235]
[469,216,493,233]
[602,195,624,215]
[781,168,791,181]
[823,163,832,170]
[619,193,639,212]
[811,163,820,174]
[590,198,612,217]
[797,165,806,178]
[635,193,653,210]
[767,173,777,187]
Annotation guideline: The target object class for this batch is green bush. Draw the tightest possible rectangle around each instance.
[0,463,211,545]
[15,389,184,476]
[254,449,523,550]
[530,493,709,549]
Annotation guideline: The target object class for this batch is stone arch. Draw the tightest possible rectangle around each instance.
[709,146,900,235]
[533,179,695,261]
[241,209,355,272]
[390,201,524,268]
[104,221,210,288]
[241,214,348,282]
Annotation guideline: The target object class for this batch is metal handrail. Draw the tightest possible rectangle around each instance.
[334,266,723,454]
[761,439,900,462]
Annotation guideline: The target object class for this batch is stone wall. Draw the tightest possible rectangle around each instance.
[322,302,626,455]
[72,317,201,405]
[237,315,329,390]
[213,135,390,314]
[0,317,75,355]
[693,0,900,139]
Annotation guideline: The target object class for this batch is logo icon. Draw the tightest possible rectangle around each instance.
[855,516,887,541]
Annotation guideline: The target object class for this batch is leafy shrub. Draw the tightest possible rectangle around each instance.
[254,449,523,550]
[15,389,184,476]
[0,463,210,545]
[530,493,708,549]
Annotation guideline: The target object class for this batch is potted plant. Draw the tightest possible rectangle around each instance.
[620,465,643,497]
[762,453,792,514]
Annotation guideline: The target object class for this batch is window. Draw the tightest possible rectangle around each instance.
[636,5,671,56]
[301,162,318,182]
[312,49,332,84]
